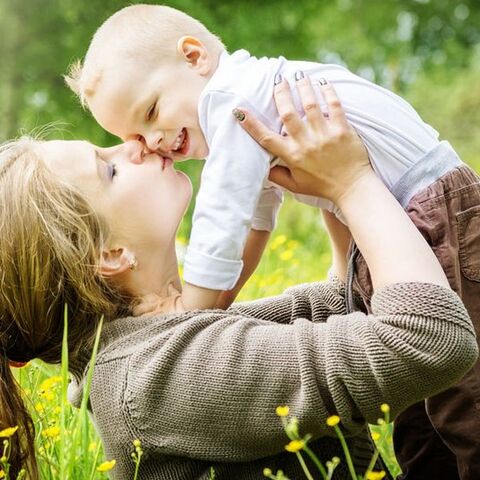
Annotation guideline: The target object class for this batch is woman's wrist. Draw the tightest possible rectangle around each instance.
[334,170,379,214]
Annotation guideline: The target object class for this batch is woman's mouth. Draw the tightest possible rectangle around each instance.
[162,157,173,170]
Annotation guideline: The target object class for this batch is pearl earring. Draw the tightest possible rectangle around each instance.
[128,256,138,271]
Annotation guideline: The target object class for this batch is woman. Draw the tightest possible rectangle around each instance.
[0,80,476,479]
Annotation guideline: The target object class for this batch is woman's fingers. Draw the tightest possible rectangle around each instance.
[320,80,348,127]
[273,77,307,139]
[234,108,286,159]
[296,74,326,131]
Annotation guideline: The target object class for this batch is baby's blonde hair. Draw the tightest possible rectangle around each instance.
[0,138,129,478]
[65,4,226,107]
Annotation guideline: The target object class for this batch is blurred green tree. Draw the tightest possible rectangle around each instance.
[1,0,478,231]
[1,0,478,141]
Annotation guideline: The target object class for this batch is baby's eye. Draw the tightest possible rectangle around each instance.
[146,102,157,121]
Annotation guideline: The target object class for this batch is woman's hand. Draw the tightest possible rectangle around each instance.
[233,75,450,291]
[233,75,371,205]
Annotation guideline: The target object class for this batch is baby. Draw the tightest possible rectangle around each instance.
[66,4,462,308]
[67,4,480,478]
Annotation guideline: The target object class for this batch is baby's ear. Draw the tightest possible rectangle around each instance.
[177,36,211,75]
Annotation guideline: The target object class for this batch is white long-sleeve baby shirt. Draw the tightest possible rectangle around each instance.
[183,49,441,290]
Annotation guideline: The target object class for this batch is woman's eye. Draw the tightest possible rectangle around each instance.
[147,102,157,121]
[109,163,117,179]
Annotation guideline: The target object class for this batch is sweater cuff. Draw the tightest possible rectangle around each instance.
[371,282,474,333]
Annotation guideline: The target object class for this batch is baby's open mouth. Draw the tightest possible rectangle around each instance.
[171,128,188,155]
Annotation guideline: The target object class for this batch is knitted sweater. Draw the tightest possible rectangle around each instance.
[68,278,478,479]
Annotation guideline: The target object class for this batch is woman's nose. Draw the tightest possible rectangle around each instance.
[103,141,144,164]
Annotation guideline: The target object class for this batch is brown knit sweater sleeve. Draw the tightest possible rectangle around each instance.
[122,282,477,462]
[228,273,347,323]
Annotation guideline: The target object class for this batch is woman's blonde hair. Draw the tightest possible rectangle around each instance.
[0,138,127,478]
[65,4,226,107]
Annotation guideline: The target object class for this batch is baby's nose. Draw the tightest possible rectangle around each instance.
[145,134,161,152]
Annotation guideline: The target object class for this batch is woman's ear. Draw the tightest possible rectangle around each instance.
[98,247,136,278]
[177,36,212,75]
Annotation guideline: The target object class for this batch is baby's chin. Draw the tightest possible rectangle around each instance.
[175,149,209,161]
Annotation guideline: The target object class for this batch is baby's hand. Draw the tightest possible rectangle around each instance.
[132,284,185,316]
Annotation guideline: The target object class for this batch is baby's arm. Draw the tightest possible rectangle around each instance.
[322,210,351,283]
[216,228,270,309]
[216,210,351,309]
[216,185,282,308]
[181,92,272,310]
[181,283,221,310]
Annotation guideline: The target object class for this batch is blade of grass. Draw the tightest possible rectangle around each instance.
[59,304,69,480]
[88,442,102,480]
[69,315,104,477]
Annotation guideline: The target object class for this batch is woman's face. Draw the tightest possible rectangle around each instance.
[39,140,192,251]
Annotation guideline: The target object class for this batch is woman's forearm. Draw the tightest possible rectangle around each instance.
[337,171,449,291]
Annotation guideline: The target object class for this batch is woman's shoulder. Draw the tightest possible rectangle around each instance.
[97,312,191,361]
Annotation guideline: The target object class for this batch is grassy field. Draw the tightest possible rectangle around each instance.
[4,196,402,480]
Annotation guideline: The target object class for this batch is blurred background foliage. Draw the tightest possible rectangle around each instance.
[1,0,479,240]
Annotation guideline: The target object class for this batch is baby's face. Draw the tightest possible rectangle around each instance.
[88,57,210,161]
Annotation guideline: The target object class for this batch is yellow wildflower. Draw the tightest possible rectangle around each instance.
[279,250,294,261]
[380,403,390,413]
[39,390,55,401]
[0,426,18,437]
[371,431,381,442]
[40,376,62,392]
[263,467,272,476]
[97,459,116,472]
[287,240,299,250]
[54,406,61,414]
[366,471,386,480]
[42,426,60,439]
[34,403,44,413]
[326,415,340,427]
[270,235,287,250]
[133,439,141,448]
[275,406,290,417]
[0,470,4,478]
[285,439,305,452]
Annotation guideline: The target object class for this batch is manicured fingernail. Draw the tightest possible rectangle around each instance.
[232,108,245,122]
[274,73,283,85]
[295,71,305,81]
[319,78,328,86]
